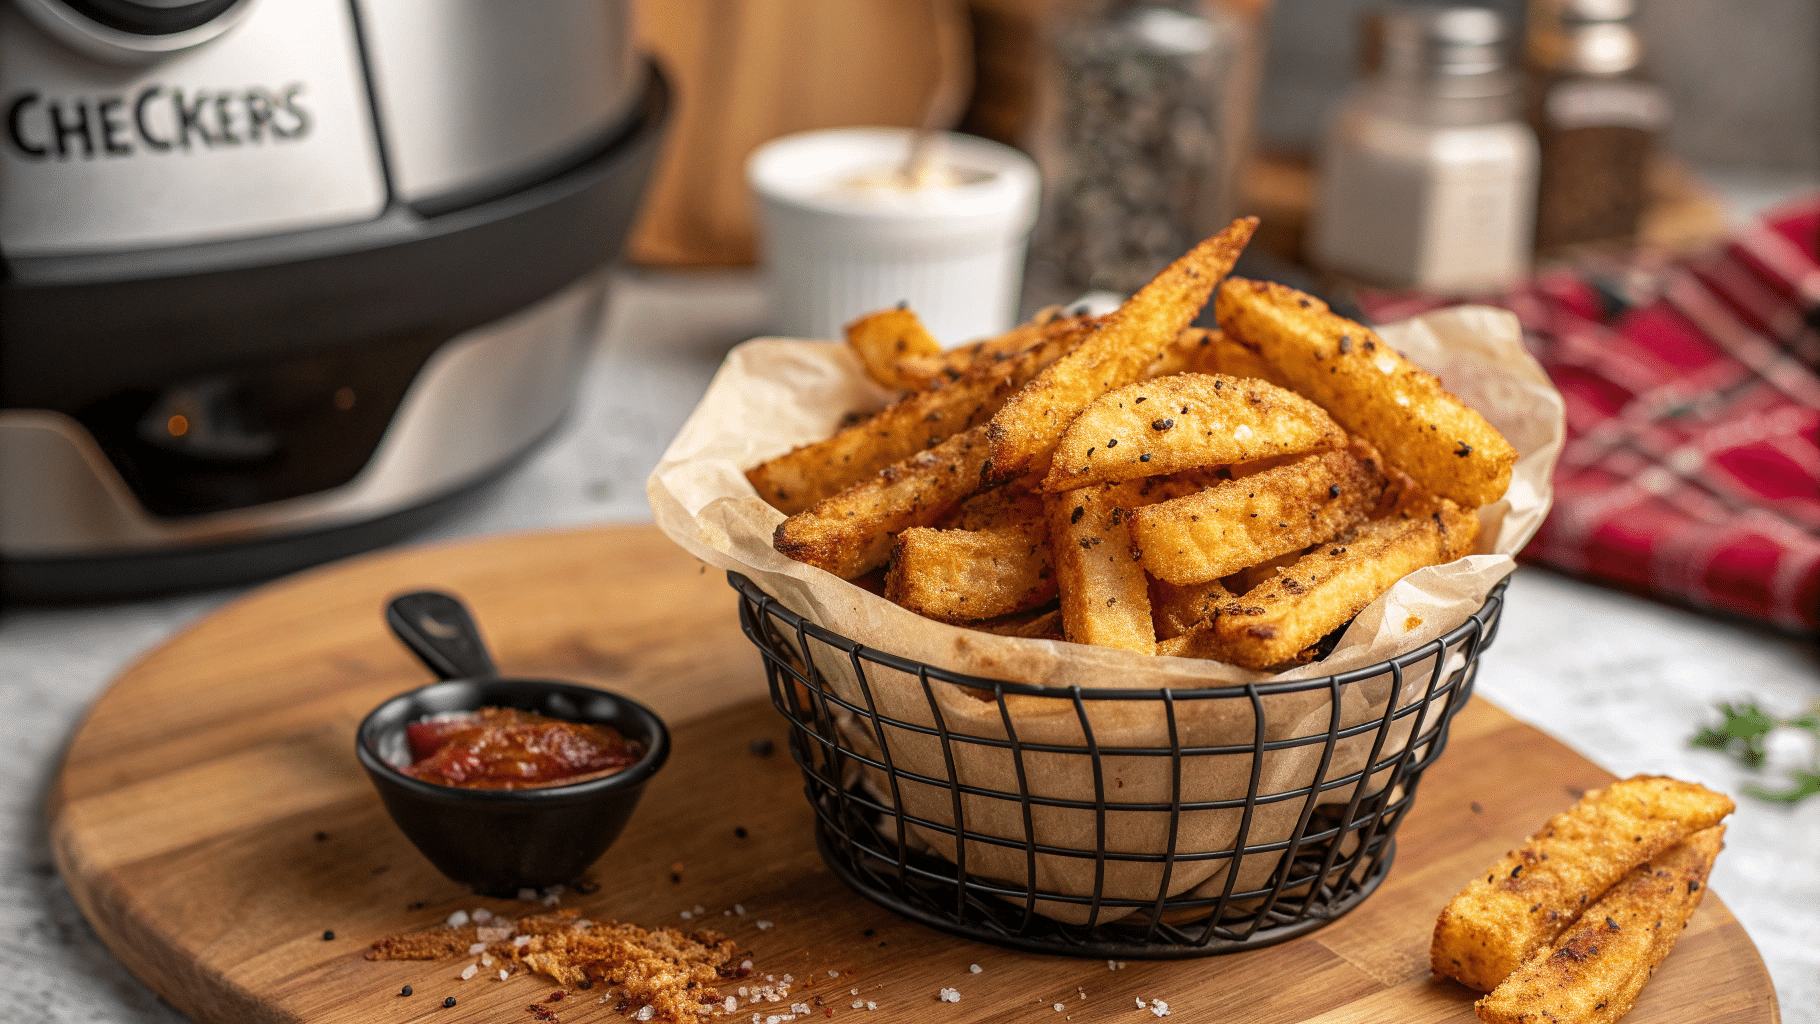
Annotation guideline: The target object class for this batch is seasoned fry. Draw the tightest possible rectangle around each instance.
[749,319,1087,514]
[897,306,1074,389]
[1205,327,1292,387]
[885,522,1055,622]
[1476,826,1725,1024]
[773,426,991,579]
[1143,327,1220,378]
[1216,277,1516,508]
[1155,625,1237,661]
[1213,494,1478,668]
[1431,776,1737,993]
[1048,479,1155,652]
[947,476,1046,530]
[845,306,942,391]
[983,217,1258,485]
[1132,448,1386,586]
[970,606,1064,639]
[1151,577,1233,640]
[1045,373,1346,492]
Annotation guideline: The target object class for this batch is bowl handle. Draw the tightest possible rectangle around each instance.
[385,591,498,681]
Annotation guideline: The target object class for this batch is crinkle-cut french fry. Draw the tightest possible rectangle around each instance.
[983,217,1257,485]
[773,426,990,579]
[896,306,1076,390]
[1132,448,1386,586]
[1151,577,1233,640]
[884,522,1055,622]
[1432,776,1735,993]
[1044,373,1346,492]
[1475,825,1725,1024]
[969,605,1063,639]
[1212,493,1479,668]
[1215,277,1516,508]
[748,319,1088,514]
[845,306,943,391]
[1047,479,1156,652]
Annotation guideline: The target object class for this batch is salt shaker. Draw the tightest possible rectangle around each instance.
[1310,6,1537,292]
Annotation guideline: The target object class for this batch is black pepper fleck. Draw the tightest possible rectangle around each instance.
[1071,506,1085,524]
[1606,916,1620,930]
[1455,442,1473,457]
[401,985,413,997]
[1470,801,1483,813]
[1139,453,1151,462]
[315,831,328,841]
[322,930,335,941]
[1328,484,1340,498]
[735,826,748,839]
[445,997,458,1008]
[1106,438,1117,447]
[1338,335,1352,353]
[1151,418,1174,431]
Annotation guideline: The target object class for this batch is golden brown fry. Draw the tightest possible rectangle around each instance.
[1132,448,1386,586]
[1143,327,1220,378]
[773,427,990,579]
[1045,373,1345,492]
[947,475,1046,530]
[1432,776,1737,993]
[1222,547,1307,596]
[845,306,942,391]
[1216,277,1517,508]
[970,605,1064,639]
[1048,479,1155,652]
[1476,826,1724,1024]
[1151,577,1233,640]
[1154,625,1238,661]
[884,522,1055,622]
[897,306,1075,389]
[1212,494,1479,668]
[1204,327,1293,387]
[983,217,1258,485]
[749,320,1086,514]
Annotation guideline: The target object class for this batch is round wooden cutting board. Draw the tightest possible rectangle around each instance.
[49,524,1778,1024]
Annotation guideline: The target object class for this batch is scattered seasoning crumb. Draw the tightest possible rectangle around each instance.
[323,930,335,941]
[736,826,749,839]
[400,986,413,997]
[750,738,775,757]
[315,831,328,841]
[734,904,747,916]
[756,920,774,931]
[1107,960,1125,970]
[681,911,693,920]
[1470,801,1484,813]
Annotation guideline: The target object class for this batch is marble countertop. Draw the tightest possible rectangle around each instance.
[4,266,1814,1022]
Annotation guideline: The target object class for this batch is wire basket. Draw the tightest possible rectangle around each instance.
[730,572,1507,958]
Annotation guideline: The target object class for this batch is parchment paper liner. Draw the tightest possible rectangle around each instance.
[649,306,1564,925]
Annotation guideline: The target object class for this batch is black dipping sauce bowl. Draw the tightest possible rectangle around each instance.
[356,591,669,896]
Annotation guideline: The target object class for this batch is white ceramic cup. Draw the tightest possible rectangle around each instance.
[747,127,1041,347]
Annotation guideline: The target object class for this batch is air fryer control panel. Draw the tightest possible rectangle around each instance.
[0,0,386,254]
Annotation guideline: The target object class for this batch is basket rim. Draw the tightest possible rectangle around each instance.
[727,571,1507,701]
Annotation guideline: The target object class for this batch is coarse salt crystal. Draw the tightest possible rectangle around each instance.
[513,934,532,948]
[573,919,592,930]
[740,959,754,971]
[739,987,749,997]
[517,888,538,901]
[938,987,960,1003]
[969,964,981,974]
[446,910,470,928]
[636,1007,654,1022]
[851,1000,865,1010]
[1053,1003,1065,1012]
[755,920,773,930]
[498,969,509,982]
[765,1016,780,1024]
[694,905,705,915]
[792,1003,810,1014]
[541,893,561,907]
[460,964,477,980]
[480,955,492,967]
[850,988,860,996]
[467,942,487,955]
[782,975,793,983]
[1150,999,1170,1017]
[734,904,747,916]
[865,1001,877,1011]
[829,970,840,978]
[680,911,694,920]
[476,926,511,942]
[1136,998,1147,1008]
[471,908,492,922]
[725,997,738,1012]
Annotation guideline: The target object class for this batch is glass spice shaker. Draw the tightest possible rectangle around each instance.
[1527,0,1669,252]
[1309,6,1538,293]
[1029,0,1256,296]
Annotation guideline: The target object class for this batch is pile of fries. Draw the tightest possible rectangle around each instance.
[747,217,1518,670]
[1433,776,1734,1023]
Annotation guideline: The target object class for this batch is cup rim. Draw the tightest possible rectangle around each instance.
[355,678,670,804]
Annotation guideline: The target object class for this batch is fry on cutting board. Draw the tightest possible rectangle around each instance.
[982,216,1257,485]
[1475,826,1725,1024]
[1431,775,1736,993]
[1215,277,1516,509]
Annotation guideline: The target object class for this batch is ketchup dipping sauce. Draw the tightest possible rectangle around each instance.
[402,707,644,790]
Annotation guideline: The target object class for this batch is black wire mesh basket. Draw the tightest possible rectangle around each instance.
[730,572,1507,958]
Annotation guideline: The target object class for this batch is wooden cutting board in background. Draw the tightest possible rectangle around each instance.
[48,524,1778,1023]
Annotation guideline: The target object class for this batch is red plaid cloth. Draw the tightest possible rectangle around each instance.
[1358,198,1820,633]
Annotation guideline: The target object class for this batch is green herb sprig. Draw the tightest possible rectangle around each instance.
[1691,701,1820,804]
